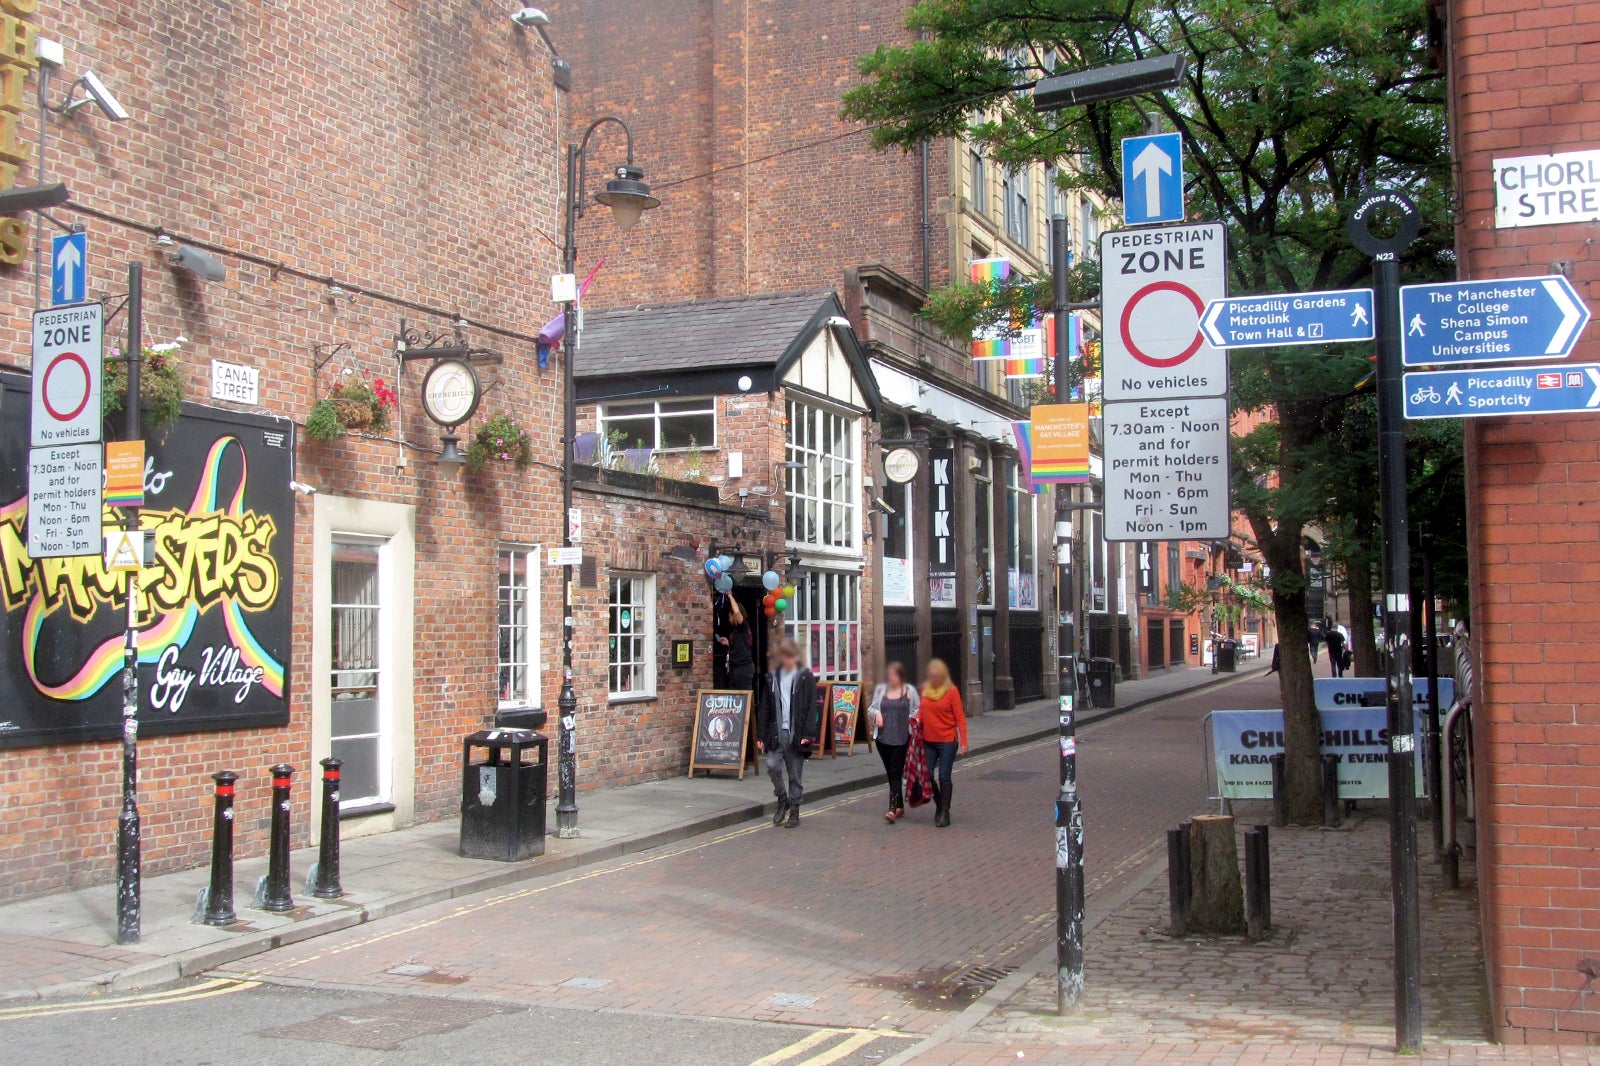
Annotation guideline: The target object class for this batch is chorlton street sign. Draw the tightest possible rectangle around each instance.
[1403,363,1600,420]
[1494,148,1600,228]
[1200,288,1375,350]
[1398,275,1589,367]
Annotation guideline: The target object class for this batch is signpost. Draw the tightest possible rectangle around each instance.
[1120,133,1184,226]
[1398,275,1588,367]
[51,232,87,307]
[1101,222,1227,401]
[1200,289,1375,350]
[1404,363,1600,419]
[1102,396,1230,542]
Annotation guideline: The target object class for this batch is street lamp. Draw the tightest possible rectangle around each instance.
[556,116,660,839]
[1034,56,1182,1015]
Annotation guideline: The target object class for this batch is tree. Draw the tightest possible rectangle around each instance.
[843,0,1451,822]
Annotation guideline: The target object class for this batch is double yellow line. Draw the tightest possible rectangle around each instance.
[750,1028,902,1066]
[0,977,257,1020]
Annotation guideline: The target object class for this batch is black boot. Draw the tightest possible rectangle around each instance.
[772,798,790,827]
[935,782,952,828]
[931,784,943,824]
[784,804,800,828]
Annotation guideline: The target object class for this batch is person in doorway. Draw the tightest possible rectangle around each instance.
[918,659,968,828]
[1325,622,1348,678]
[755,639,819,828]
[868,662,920,824]
[720,598,756,693]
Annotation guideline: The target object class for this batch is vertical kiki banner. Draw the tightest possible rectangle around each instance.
[0,374,295,748]
[927,443,956,607]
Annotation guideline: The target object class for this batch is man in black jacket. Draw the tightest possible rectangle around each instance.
[755,638,819,828]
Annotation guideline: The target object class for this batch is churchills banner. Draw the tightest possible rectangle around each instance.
[0,374,295,748]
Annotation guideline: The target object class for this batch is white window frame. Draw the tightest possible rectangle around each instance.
[1008,463,1038,612]
[608,573,656,700]
[973,452,995,609]
[969,144,987,215]
[1003,166,1030,249]
[497,545,542,709]
[786,570,862,681]
[597,397,717,452]
[881,457,915,608]
[786,396,861,556]
[329,533,393,811]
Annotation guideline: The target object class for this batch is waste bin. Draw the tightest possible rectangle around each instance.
[1088,657,1117,708]
[1216,639,1239,673]
[460,729,547,862]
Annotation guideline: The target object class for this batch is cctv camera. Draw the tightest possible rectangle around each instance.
[510,7,549,27]
[171,244,226,282]
[79,71,129,121]
[873,496,896,515]
[288,481,317,496]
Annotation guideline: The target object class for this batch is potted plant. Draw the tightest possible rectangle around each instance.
[466,412,534,473]
[306,372,396,443]
[103,337,187,434]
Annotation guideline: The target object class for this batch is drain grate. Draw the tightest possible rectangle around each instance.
[767,992,821,1009]
[1332,873,1389,893]
[956,963,1018,991]
[560,977,612,989]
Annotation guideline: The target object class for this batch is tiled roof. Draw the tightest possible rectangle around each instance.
[574,290,836,379]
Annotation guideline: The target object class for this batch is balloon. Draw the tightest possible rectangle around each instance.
[783,585,796,599]
[764,593,776,607]
[714,574,733,593]
[715,554,734,571]
[762,570,780,591]
[765,606,777,617]
[704,559,723,579]
[775,598,788,611]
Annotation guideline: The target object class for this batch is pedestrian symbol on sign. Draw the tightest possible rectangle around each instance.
[1407,314,1426,337]
[1351,303,1369,328]
[1445,382,1463,406]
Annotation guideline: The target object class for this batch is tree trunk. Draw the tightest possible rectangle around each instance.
[1187,815,1245,935]
[1270,584,1325,824]
[1348,514,1380,677]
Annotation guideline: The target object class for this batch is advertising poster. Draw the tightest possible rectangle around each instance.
[1209,707,1429,800]
[827,681,862,756]
[0,375,295,748]
[1029,403,1090,483]
[687,689,751,778]
[928,443,956,606]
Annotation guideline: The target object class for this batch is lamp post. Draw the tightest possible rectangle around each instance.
[555,116,660,839]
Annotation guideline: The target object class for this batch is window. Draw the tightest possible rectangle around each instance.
[498,546,541,708]
[1007,461,1037,610]
[974,453,993,607]
[599,398,716,451]
[1079,199,1099,261]
[608,574,655,698]
[969,145,987,214]
[331,537,386,808]
[1167,542,1182,603]
[787,571,861,680]
[881,459,913,608]
[787,398,860,553]
[1044,168,1064,268]
[1003,167,1030,249]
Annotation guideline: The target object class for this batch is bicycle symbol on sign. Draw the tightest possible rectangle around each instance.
[1409,384,1442,405]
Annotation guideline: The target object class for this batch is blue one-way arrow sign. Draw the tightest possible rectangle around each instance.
[1121,132,1183,226]
[1200,288,1374,350]
[51,232,86,306]
[1404,362,1600,420]
[1399,274,1589,367]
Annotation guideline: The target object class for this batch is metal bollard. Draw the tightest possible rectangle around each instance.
[309,757,344,899]
[1443,841,1461,891]
[1321,754,1342,828]
[202,771,238,925]
[1166,825,1191,937]
[260,763,295,912]
[1255,824,1272,929]
[1244,827,1267,940]
[1269,753,1287,828]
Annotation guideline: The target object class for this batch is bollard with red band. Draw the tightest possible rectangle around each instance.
[310,757,343,899]
[202,770,238,925]
[259,763,295,912]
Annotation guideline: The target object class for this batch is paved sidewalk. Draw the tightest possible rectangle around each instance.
[0,661,1264,1003]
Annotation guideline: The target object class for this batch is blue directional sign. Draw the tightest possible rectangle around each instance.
[1399,274,1589,367]
[1404,362,1600,420]
[51,232,86,306]
[1121,132,1183,226]
[1200,288,1374,350]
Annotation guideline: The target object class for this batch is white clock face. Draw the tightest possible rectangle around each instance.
[422,360,480,428]
[884,447,920,484]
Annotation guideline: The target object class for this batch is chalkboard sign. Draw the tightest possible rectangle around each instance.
[688,689,751,778]
[827,682,863,757]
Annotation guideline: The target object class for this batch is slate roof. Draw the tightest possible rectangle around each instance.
[574,290,839,379]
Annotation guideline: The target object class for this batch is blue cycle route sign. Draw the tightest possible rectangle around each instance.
[1398,275,1589,367]
[1403,363,1600,420]
[1200,288,1375,350]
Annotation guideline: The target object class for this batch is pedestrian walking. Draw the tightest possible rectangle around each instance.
[867,662,920,824]
[1307,620,1322,663]
[1325,623,1348,678]
[754,639,818,828]
[918,659,968,828]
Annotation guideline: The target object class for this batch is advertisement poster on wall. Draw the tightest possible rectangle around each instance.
[928,443,956,607]
[0,375,295,748]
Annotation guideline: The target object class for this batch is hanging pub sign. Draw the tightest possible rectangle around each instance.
[0,373,295,748]
[928,443,956,607]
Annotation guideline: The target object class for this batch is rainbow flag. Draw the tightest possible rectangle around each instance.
[1002,357,1046,378]
[1012,421,1042,494]
[971,333,1010,359]
[969,257,1011,287]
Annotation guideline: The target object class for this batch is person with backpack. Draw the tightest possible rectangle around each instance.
[867,661,920,824]
[754,638,819,828]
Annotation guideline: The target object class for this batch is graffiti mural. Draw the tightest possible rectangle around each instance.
[0,373,294,748]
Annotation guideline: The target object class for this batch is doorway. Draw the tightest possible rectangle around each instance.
[713,584,772,694]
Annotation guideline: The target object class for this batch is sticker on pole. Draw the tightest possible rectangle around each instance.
[104,529,145,572]
[1101,223,1227,401]
[31,303,104,448]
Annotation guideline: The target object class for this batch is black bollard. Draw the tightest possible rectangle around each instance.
[310,757,344,899]
[1255,824,1272,929]
[1244,827,1267,940]
[1269,753,1287,828]
[260,763,295,912]
[1321,754,1342,828]
[1166,825,1191,937]
[1443,841,1461,891]
[202,771,238,925]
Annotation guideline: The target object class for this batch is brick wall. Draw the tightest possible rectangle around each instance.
[1450,0,1600,1043]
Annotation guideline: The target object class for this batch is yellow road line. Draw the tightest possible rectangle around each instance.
[0,978,257,1020]
[748,1028,842,1066]
[792,1031,878,1066]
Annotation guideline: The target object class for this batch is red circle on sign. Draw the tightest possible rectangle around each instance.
[41,351,92,422]
[1119,281,1206,368]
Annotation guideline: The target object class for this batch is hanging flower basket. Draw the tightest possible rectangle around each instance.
[103,337,187,434]
[466,412,534,473]
[306,372,396,443]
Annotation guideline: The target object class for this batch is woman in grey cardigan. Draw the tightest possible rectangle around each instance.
[868,662,920,824]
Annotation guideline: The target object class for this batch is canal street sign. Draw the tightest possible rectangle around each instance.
[1493,148,1600,228]
[1121,132,1184,226]
[1398,275,1589,367]
[1199,288,1375,350]
[1102,396,1231,542]
[1101,222,1227,401]
[1403,363,1600,420]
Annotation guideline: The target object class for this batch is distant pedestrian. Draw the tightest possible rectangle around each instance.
[868,662,920,824]
[918,659,968,828]
[1307,621,1322,663]
[1266,643,1281,675]
[755,639,818,828]
[1325,625,1348,678]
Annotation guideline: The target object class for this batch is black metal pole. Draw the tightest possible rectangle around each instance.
[1053,215,1074,691]
[1375,251,1422,1053]
[202,770,237,926]
[556,141,580,839]
[1422,532,1443,859]
[311,757,343,899]
[115,262,143,945]
[261,763,295,912]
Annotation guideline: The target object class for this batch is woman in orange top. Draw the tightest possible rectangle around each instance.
[919,658,967,828]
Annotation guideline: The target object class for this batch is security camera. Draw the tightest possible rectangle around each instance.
[510,7,549,27]
[170,244,226,282]
[79,71,129,121]
[873,496,896,515]
[288,481,317,496]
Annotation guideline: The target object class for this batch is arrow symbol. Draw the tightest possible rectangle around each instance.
[1544,277,1587,355]
[54,239,81,297]
[1587,367,1600,409]
[1200,301,1226,347]
[1131,141,1173,218]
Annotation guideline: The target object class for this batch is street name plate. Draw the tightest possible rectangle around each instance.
[1102,396,1231,542]
[27,442,103,559]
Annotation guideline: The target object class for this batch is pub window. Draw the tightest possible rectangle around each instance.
[1007,461,1037,610]
[786,398,859,553]
[598,397,716,451]
[498,546,541,708]
[608,574,655,699]
[787,571,861,680]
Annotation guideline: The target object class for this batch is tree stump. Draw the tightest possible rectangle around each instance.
[1187,814,1245,934]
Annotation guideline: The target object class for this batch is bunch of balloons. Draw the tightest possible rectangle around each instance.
[761,570,797,619]
[704,554,736,593]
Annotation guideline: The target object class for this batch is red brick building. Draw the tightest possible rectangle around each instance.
[1447,0,1600,1044]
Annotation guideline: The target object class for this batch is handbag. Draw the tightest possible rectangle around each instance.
[903,719,934,808]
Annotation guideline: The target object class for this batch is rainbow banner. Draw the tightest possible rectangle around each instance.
[971,332,1010,359]
[1030,403,1091,483]
[969,257,1011,287]
[1012,421,1042,494]
[1002,357,1047,378]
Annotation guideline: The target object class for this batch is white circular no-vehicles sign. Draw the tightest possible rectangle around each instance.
[31,303,104,447]
[1101,223,1228,402]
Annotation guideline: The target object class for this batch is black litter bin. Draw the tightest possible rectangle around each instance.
[460,729,547,862]
[1088,657,1117,708]
[1216,639,1239,673]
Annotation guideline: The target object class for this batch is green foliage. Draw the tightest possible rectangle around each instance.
[103,341,187,434]
[467,413,534,474]
[305,398,344,443]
